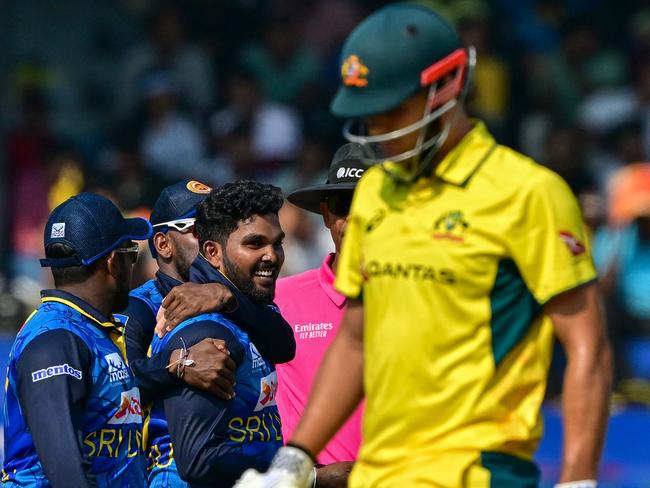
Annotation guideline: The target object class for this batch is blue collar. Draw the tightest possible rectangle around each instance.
[155,271,183,297]
[190,254,235,288]
[40,289,122,334]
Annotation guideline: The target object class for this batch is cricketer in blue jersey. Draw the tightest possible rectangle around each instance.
[149,181,288,487]
[116,180,295,488]
[2,192,152,487]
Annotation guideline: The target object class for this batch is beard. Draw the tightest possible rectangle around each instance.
[175,246,196,282]
[221,252,276,305]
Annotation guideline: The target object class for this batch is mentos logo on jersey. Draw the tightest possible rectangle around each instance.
[104,352,130,382]
[31,363,82,382]
[254,371,278,412]
[108,387,143,425]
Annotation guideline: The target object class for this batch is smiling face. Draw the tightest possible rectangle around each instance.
[206,213,285,305]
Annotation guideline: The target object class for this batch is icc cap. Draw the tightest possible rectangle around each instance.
[287,143,367,214]
[150,180,212,226]
[331,3,461,119]
[40,192,153,268]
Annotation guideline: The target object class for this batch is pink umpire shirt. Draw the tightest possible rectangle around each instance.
[274,253,362,464]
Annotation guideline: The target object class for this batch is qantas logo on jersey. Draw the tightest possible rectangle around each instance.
[254,371,278,412]
[104,353,130,382]
[108,387,143,425]
[559,231,586,256]
[364,260,456,285]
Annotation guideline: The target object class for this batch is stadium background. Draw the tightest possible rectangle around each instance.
[0,0,648,485]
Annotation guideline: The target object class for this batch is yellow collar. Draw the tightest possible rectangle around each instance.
[434,120,497,187]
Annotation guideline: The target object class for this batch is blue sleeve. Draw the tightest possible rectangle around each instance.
[226,299,295,364]
[161,321,264,487]
[15,329,98,488]
[120,297,175,404]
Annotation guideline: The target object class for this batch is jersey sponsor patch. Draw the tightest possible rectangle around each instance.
[108,387,143,425]
[294,322,334,340]
[50,222,65,238]
[254,371,278,412]
[104,352,130,382]
[559,230,586,256]
[250,342,265,369]
[31,363,82,382]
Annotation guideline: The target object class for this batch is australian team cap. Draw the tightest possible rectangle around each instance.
[287,143,366,214]
[330,2,462,119]
[40,192,153,268]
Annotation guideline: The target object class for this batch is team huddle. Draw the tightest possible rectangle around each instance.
[2,4,611,488]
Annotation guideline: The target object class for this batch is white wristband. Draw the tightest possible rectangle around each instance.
[554,480,597,488]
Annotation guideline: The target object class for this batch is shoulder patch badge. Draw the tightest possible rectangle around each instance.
[559,230,586,256]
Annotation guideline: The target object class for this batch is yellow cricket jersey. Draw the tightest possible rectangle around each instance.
[335,122,597,487]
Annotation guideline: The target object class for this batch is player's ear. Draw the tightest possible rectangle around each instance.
[202,240,224,270]
[153,232,173,260]
[105,252,119,279]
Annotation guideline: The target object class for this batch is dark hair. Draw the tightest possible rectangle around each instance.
[196,181,284,247]
[46,243,100,286]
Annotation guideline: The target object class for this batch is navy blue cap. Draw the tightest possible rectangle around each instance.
[150,180,212,226]
[40,192,153,268]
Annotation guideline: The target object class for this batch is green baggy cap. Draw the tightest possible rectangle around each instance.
[331,3,461,119]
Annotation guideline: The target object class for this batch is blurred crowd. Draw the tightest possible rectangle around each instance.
[1,0,650,398]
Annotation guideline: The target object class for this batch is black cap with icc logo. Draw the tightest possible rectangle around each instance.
[40,192,153,268]
[287,142,366,214]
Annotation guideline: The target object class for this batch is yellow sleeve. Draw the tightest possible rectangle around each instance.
[508,169,597,304]
[334,187,367,300]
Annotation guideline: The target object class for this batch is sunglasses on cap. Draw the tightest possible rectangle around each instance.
[152,217,196,233]
[114,243,139,264]
[325,192,353,216]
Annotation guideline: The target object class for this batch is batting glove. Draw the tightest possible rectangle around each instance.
[234,445,316,488]
[554,481,597,488]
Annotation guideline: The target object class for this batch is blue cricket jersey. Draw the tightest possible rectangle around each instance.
[117,266,294,487]
[2,290,146,487]
[118,273,188,488]
[147,257,285,487]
